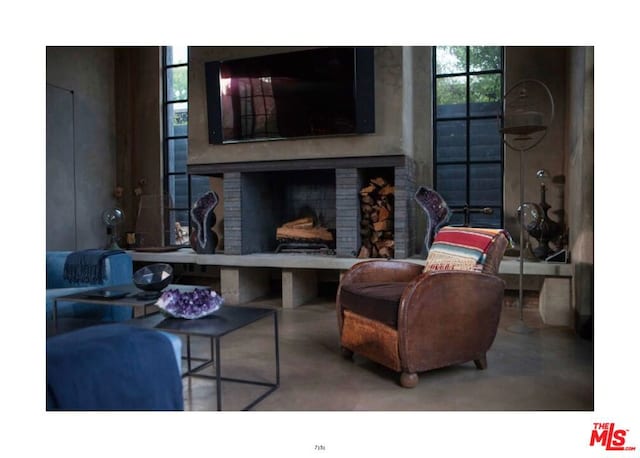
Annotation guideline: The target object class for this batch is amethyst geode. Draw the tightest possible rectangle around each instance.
[190,191,219,254]
[156,288,224,319]
[414,186,452,255]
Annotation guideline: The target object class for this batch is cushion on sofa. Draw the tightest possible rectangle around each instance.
[340,282,408,328]
[424,227,509,274]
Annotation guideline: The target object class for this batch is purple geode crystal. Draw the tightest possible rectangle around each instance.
[190,191,219,254]
[414,186,452,254]
[156,288,224,319]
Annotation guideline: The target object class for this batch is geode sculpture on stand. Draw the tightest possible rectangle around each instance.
[190,191,219,254]
[414,186,452,255]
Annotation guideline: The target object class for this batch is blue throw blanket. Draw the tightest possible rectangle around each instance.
[46,324,183,411]
[63,249,125,284]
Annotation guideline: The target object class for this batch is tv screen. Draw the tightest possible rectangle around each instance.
[205,47,375,144]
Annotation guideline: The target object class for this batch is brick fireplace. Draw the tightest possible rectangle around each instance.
[188,155,417,259]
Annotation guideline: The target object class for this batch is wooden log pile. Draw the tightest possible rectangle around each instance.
[276,216,334,243]
[358,177,395,258]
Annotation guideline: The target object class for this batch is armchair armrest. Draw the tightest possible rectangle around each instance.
[339,260,424,286]
[397,271,505,372]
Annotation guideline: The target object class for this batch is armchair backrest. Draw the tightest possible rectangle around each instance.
[424,227,510,275]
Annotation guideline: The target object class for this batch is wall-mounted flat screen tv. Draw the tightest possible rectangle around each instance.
[205,47,375,144]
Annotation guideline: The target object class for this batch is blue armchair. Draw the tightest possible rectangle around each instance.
[46,251,134,332]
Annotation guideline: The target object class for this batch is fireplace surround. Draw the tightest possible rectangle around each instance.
[188,155,417,259]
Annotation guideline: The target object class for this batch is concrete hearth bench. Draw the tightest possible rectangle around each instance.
[128,250,574,327]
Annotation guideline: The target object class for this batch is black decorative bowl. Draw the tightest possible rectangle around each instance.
[133,263,174,293]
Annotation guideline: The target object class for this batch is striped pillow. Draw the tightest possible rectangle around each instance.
[424,227,508,273]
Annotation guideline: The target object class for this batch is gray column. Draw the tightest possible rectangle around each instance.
[223,172,242,255]
[335,168,360,257]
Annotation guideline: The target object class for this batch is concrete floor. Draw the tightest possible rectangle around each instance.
[177,296,594,411]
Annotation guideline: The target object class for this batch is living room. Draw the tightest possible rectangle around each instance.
[33,29,607,455]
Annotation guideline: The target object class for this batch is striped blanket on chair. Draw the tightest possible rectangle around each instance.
[424,227,510,273]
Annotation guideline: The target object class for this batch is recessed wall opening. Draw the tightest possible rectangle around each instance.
[357,167,395,258]
[241,169,336,254]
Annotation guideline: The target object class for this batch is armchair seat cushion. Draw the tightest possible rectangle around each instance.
[339,282,408,328]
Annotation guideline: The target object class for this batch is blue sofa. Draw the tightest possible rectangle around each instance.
[46,250,134,330]
[47,323,184,410]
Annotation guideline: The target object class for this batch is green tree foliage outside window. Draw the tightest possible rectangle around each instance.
[436,46,502,106]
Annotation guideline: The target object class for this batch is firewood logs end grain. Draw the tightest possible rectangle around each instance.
[358,177,394,259]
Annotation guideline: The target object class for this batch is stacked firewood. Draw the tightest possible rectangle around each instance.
[358,177,395,258]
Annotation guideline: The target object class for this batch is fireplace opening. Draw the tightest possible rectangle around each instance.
[240,169,336,254]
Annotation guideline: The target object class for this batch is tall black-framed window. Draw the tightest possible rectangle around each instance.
[433,46,504,228]
[162,46,210,245]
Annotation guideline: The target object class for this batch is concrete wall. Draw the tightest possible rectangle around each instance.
[407,47,432,254]
[46,47,117,250]
[566,47,594,338]
[503,47,568,244]
[188,47,415,165]
[114,47,163,245]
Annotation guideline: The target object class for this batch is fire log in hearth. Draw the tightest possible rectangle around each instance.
[358,177,394,258]
[276,216,334,243]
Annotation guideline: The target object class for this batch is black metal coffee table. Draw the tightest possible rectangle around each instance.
[129,306,279,411]
[51,283,198,333]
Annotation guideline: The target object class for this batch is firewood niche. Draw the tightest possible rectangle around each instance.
[358,177,395,258]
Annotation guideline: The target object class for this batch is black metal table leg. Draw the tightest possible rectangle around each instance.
[186,335,192,374]
[215,337,222,411]
[274,311,280,385]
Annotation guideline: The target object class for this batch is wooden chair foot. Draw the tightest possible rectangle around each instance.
[341,347,354,360]
[474,355,488,370]
[400,372,418,388]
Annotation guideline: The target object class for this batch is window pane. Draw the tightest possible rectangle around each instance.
[168,174,188,209]
[448,212,465,226]
[166,102,188,137]
[166,66,188,101]
[436,165,467,206]
[167,138,187,173]
[435,46,466,74]
[470,119,502,161]
[436,76,467,118]
[166,46,188,66]
[167,210,190,245]
[190,176,212,206]
[436,120,466,163]
[469,46,501,72]
[469,164,502,206]
[470,74,501,116]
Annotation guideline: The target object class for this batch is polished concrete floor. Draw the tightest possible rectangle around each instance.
[177,294,594,411]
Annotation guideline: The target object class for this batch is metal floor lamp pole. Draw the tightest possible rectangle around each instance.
[508,148,534,334]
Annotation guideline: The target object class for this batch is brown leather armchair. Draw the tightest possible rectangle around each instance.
[337,228,509,388]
